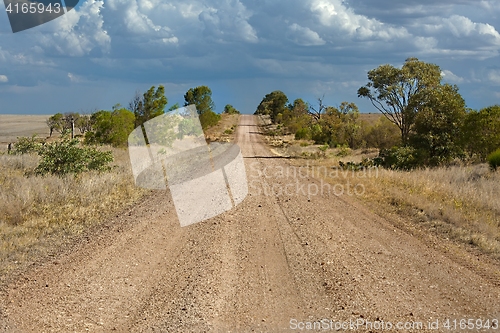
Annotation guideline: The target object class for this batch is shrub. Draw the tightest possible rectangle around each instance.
[12,135,44,155]
[318,144,329,152]
[295,127,310,140]
[487,149,500,171]
[336,144,351,157]
[34,139,113,176]
[374,146,421,170]
[199,110,221,129]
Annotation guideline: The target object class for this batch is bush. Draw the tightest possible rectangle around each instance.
[12,135,44,155]
[199,110,221,129]
[336,144,350,157]
[374,146,421,170]
[295,127,310,140]
[487,149,500,171]
[34,139,113,176]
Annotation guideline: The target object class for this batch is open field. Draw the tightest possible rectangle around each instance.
[359,112,383,125]
[0,115,51,148]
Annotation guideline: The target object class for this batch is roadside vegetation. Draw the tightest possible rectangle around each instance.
[256,57,500,259]
[1,84,236,281]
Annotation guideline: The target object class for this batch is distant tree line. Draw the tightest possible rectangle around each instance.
[255,57,500,169]
[46,85,222,148]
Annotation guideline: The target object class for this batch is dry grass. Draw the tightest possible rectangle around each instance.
[0,114,52,147]
[367,165,500,256]
[0,148,147,278]
[204,114,240,142]
[306,152,500,258]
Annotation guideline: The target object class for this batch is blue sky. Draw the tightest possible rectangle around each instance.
[0,0,499,115]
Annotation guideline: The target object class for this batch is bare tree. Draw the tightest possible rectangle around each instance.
[309,95,326,121]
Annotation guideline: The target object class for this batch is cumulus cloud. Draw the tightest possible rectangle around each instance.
[38,0,111,56]
[310,0,409,41]
[1,0,500,114]
[441,70,465,83]
[287,23,325,46]
[0,75,8,83]
[198,1,258,43]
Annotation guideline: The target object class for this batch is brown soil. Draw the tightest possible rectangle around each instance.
[1,115,499,332]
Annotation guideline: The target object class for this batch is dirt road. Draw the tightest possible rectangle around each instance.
[2,115,499,332]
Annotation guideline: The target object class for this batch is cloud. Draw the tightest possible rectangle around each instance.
[488,70,500,85]
[0,75,8,83]
[441,70,465,83]
[37,0,111,56]
[310,0,409,41]
[1,0,500,114]
[198,1,258,43]
[287,23,325,46]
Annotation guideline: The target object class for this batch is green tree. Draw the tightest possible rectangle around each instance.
[75,114,92,134]
[338,102,362,148]
[462,105,500,160]
[47,112,77,137]
[283,98,311,135]
[410,84,467,165]
[223,104,240,114]
[184,86,215,115]
[255,90,288,123]
[364,116,401,149]
[358,57,442,144]
[168,103,181,112]
[85,108,135,147]
[129,85,167,144]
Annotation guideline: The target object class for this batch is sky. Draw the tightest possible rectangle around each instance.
[0,0,499,115]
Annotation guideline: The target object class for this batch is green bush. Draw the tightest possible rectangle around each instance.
[335,144,350,157]
[295,127,310,140]
[34,139,113,176]
[12,135,44,155]
[318,144,329,152]
[374,146,421,170]
[487,149,500,171]
[199,110,221,129]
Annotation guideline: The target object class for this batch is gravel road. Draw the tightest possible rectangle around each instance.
[2,115,499,332]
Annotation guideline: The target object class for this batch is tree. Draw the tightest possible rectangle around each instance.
[130,85,167,128]
[283,98,311,135]
[410,84,467,165]
[254,90,288,123]
[46,113,65,137]
[364,116,401,149]
[338,102,362,149]
[84,108,135,147]
[462,105,500,160]
[223,104,240,114]
[184,86,215,115]
[75,113,92,134]
[358,57,442,144]
[129,85,167,144]
[168,103,181,112]
[309,95,327,121]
